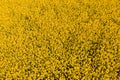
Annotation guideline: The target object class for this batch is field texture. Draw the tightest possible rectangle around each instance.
[0,0,120,80]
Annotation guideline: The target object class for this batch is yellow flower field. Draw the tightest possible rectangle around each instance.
[0,0,120,79]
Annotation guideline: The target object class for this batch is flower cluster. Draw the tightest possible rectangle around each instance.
[0,0,120,79]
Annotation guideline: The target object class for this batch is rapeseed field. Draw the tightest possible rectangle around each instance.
[0,0,120,79]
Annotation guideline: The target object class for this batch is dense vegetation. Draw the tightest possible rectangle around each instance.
[0,0,120,79]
